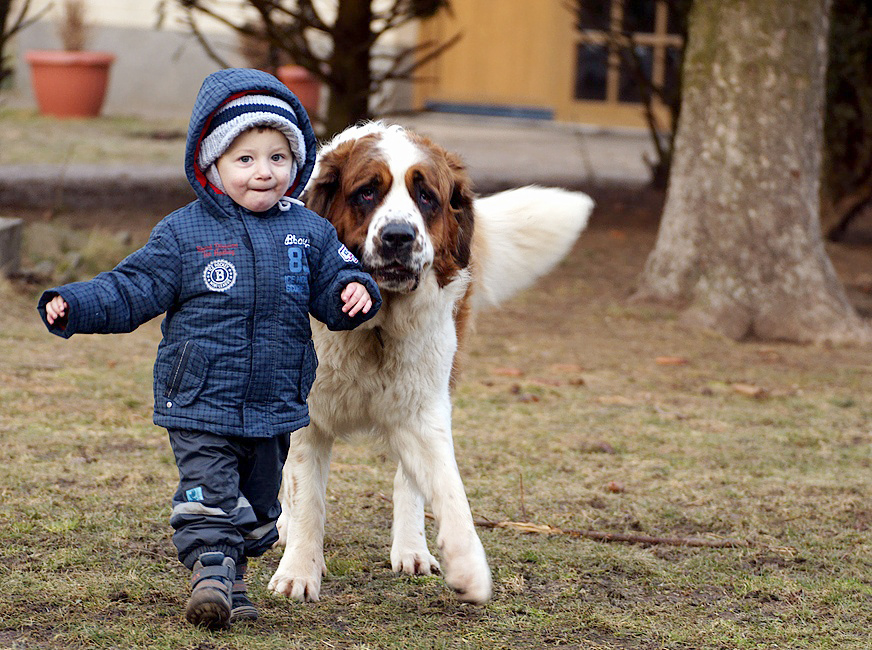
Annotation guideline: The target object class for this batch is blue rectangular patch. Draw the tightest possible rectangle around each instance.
[185,486,204,502]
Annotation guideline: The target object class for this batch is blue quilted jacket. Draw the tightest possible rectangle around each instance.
[37,68,381,438]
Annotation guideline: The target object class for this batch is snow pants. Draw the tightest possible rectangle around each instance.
[167,429,291,570]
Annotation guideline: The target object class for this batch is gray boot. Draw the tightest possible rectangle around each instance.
[229,562,259,624]
[186,552,235,629]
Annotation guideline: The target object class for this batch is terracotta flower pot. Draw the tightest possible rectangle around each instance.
[276,65,321,118]
[26,50,115,118]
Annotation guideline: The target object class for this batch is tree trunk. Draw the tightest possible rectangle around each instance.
[324,0,373,138]
[632,0,870,344]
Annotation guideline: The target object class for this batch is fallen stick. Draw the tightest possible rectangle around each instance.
[377,493,748,548]
[472,517,749,548]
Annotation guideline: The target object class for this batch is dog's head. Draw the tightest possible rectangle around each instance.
[303,122,475,294]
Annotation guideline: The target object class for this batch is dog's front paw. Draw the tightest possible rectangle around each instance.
[441,537,492,604]
[268,554,327,602]
[391,545,441,576]
[268,572,321,602]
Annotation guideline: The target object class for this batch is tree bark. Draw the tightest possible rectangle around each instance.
[324,0,373,138]
[632,0,870,344]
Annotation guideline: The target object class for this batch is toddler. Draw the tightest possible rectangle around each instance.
[38,68,381,629]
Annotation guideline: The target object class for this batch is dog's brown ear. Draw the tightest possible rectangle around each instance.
[447,152,475,269]
[302,165,339,219]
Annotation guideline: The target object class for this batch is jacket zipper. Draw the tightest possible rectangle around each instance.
[166,340,192,399]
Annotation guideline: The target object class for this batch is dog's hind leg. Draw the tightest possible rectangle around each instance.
[390,419,492,604]
[391,464,440,576]
[268,423,333,602]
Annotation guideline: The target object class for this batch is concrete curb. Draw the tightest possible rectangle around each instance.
[0,164,648,212]
[0,115,655,211]
[0,164,194,212]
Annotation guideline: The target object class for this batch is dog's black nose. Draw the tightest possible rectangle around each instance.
[380,222,416,256]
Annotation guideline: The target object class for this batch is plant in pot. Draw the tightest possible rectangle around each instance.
[26,0,115,118]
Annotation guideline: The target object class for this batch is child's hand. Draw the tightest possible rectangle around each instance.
[45,295,69,327]
[341,282,373,318]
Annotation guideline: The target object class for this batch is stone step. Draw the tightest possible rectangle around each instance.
[0,217,24,276]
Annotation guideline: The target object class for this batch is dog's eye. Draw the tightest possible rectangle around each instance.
[417,187,437,208]
[353,184,378,206]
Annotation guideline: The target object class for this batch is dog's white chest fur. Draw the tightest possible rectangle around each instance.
[309,271,468,437]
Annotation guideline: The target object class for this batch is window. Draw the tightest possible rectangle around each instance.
[575,44,609,100]
[574,0,684,105]
[618,45,653,102]
[623,0,657,33]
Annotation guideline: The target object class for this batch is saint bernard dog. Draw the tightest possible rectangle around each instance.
[268,121,593,604]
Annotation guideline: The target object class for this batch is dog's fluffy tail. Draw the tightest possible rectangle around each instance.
[471,185,594,310]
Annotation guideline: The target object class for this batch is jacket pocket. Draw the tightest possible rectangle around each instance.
[164,340,209,406]
[299,340,318,402]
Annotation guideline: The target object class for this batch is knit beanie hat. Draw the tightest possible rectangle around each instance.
[198,93,307,193]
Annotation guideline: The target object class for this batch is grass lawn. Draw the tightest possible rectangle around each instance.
[1,191,871,649]
[0,107,186,167]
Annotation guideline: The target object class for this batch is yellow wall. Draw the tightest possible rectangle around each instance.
[417,0,570,111]
[416,0,658,128]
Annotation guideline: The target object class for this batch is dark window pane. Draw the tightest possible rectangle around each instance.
[575,43,608,100]
[575,0,612,32]
[662,46,682,103]
[623,0,657,33]
[618,45,653,103]
[667,1,689,35]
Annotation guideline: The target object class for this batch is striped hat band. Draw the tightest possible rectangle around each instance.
[198,93,307,175]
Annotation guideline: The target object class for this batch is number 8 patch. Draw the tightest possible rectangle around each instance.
[287,246,310,274]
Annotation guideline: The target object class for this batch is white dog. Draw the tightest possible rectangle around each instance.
[268,122,593,604]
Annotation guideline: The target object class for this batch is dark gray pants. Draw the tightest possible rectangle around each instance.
[167,429,290,569]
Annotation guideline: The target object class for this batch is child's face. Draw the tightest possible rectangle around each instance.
[215,127,294,212]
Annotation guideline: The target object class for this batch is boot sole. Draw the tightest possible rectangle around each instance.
[186,591,231,629]
[230,603,259,624]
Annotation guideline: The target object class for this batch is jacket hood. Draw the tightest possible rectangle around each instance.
[185,68,318,214]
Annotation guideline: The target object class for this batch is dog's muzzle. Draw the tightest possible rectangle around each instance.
[367,220,422,293]
[380,222,416,259]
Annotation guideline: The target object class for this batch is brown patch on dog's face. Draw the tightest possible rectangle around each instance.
[405,133,475,287]
[302,134,392,264]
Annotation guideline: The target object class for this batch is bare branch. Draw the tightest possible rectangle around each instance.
[372,0,406,36]
[290,0,330,34]
[251,0,330,35]
[827,177,872,240]
[4,0,51,42]
[182,9,232,69]
[249,2,312,70]
[178,2,254,39]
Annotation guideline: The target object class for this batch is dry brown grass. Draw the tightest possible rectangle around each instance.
[2,190,871,648]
